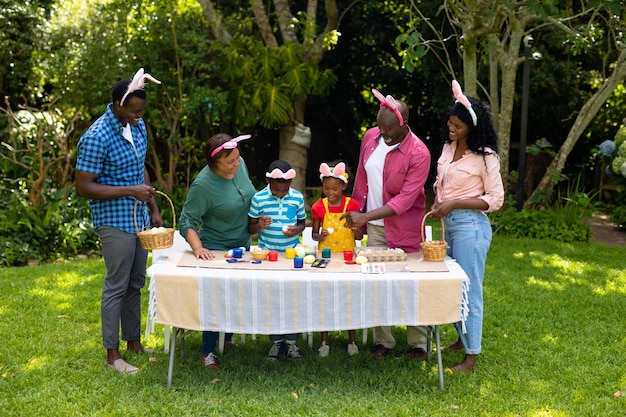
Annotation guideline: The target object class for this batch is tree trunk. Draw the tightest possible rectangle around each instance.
[525,49,626,208]
[279,96,307,197]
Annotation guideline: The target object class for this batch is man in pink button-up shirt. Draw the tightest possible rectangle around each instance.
[342,92,431,359]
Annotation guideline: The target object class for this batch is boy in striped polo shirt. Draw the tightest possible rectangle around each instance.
[248,159,307,360]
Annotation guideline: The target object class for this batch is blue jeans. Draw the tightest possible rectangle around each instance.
[202,332,233,355]
[444,209,492,355]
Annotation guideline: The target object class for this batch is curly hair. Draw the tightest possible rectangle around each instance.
[440,97,499,155]
[111,78,146,104]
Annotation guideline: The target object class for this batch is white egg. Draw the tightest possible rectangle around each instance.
[282,225,289,233]
[326,228,334,234]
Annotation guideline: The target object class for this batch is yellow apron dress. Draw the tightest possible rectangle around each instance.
[318,197,356,253]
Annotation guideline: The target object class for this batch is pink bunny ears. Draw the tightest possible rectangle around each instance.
[210,134,251,157]
[120,68,161,106]
[451,80,477,126]
[319,162,348,183]
[266,168,296,180]
[372,88,404,126]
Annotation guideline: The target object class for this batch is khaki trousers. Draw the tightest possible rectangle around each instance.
[366,223,427,350]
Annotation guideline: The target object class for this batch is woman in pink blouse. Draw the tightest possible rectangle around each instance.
[429,81,505,372]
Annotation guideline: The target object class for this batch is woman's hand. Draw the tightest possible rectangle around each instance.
[193,247,215,261]
[429,201,454,219]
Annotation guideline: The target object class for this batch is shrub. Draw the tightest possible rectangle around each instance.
[611,206,626,229]
[491,208,592,242]
[0,186,100,267]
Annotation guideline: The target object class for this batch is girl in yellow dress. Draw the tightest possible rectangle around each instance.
[311,161,364,356]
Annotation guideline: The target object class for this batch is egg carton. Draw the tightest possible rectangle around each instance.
[355,247,407,262]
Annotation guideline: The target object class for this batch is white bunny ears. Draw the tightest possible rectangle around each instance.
[451,80,477,126]
[120,68,161,106]
[372,88,404,126]
[319,162,348,183]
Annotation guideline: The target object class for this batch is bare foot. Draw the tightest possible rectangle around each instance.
[446,338,464,351]
[451,354,476,373]
[106,348,122,365]
[127,340,152,353]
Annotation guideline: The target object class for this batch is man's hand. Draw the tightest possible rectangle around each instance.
[340,211,368,229]
[134,184,157,202]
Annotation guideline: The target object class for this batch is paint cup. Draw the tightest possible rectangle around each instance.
[321,248,331,259]
[233,247,244,258]
[285,248,296,259]
[343,250,354,261]
[268,251,278,262]
[294,257,304,268]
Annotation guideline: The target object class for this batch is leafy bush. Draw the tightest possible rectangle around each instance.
[611,206,626,229]
[0,186,99,267]
[491,208,592,242]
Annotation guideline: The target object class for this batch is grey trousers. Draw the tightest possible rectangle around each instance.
[98,226,148,349]
[367,223,427,350]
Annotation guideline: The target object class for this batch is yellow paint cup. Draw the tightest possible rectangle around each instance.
[285,247,296,259]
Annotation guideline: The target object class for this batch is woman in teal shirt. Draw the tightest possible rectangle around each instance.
[178,133,257,369]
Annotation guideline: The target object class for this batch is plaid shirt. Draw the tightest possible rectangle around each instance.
[76,103,149,234]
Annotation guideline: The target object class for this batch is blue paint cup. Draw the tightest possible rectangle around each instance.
[294,257,304,268]
[233,247,244,258]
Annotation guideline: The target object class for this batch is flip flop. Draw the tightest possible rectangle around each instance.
[105,358,138,374]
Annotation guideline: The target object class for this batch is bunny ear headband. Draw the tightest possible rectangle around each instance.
[372,88,404,126]
[451,80,477,126]
[210,134,251,157]
[319,162,348,183]
[120,68,162,106]
[266,168,297,180]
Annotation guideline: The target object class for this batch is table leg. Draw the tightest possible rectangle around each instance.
[435,325,444,392]
[218,332,225,354]
[167,327,178,388]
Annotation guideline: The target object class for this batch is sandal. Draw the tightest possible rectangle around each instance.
[105,358,138,374]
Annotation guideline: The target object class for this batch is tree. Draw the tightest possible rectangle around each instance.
[398,0,626,207]
[38,0,228,194]
[196,0,343,193]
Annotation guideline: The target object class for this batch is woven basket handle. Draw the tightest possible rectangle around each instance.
[421,210,445,242]
[134,190,176,233]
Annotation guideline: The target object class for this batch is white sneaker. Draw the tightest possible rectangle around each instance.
[202,352,218,369]
[286,342,302,359]
[347,342,359,356]
[266,342,282,361]
[318,341,330,357]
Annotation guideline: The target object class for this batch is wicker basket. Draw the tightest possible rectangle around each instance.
[134,190,176,250]
[420,211,448,262]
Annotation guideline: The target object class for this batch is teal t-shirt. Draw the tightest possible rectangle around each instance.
[179,159,257,250]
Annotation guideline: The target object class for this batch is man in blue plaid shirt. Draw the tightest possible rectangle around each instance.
[75,71,162,374]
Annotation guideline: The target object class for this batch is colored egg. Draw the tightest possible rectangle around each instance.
[355,255,368,265]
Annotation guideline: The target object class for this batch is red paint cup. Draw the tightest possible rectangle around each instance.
[343,250,354,261]
[268,251,278,261]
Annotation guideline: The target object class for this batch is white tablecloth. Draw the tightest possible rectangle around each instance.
[147,250,468,335]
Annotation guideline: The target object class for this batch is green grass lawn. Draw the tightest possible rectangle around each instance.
[1,236,625,416]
